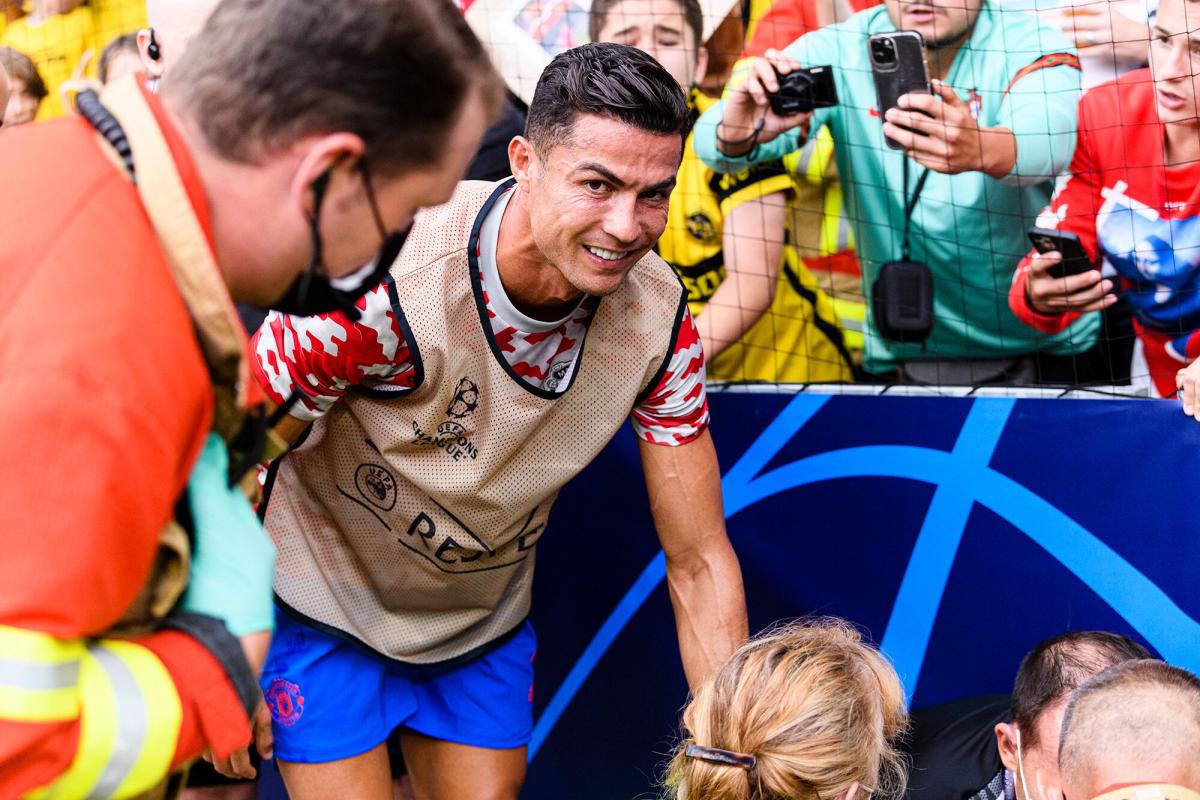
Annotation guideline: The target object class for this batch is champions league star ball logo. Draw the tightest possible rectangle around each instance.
[446,377,480,419]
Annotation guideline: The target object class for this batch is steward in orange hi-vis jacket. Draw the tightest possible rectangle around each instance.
[0,0,511,791]
[0,80,263,798]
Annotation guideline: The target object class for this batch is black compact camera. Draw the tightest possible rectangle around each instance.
[768,65,839,116]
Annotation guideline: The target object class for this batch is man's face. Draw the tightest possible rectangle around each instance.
[1150,0,1200,125]
[1026,704,1068,800]
[3,79,39,126]
[999,702,1067,800]
[521,114,680,297]
[315,89,492,280]
[595,0,704,88]
[883,0,984,48]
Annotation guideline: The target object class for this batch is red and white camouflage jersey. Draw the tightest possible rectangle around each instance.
[252,277,709,446]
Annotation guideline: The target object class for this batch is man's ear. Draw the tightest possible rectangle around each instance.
[136,29,165,78]
[693,45,710,87]
[1043,777,1066,800]
[509,135,537,187]
[996,722,1019,773]
[287,132,366,215]
[836,781,862,800]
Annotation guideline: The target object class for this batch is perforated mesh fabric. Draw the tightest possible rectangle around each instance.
[266,181,686,664]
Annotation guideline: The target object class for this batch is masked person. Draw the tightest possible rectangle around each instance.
[1056,660,1200,800]
[694,0,1100,386]
[247,42,748,800]
[905,631,1152,800]
[0,0,502,796]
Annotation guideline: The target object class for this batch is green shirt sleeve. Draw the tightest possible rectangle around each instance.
[997,58,1081,187]
[694,28,842,175]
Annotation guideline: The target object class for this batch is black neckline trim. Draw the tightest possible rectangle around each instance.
[468,178,594,401]
[351,274,426,400]
[634,289,689,405]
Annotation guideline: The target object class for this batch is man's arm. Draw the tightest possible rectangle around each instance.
[694,31,840,174]
[250,279,417,442]
[1009,115,1114,331]
[0,375,257,797]
[995,55,1082,185]
[883,56,1081,182]
[699,189,790,361]
[639,429,749,690]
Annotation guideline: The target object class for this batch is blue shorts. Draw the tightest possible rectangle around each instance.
[260,609,536,763]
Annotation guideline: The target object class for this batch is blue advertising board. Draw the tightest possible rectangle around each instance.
[255,390,1200,799]
[522,391,1200,798]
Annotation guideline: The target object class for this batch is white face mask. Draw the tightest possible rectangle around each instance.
[1016,727,1054,800]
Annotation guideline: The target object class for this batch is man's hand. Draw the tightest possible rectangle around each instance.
[1054,2,1150,63]
[717,49,812,157]
[1177,359,1200,420]
[207,697,274,780]
[883,80,1017,178]
[1024,250,1115,315]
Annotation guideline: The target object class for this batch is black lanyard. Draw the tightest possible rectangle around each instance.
[901,156,930,262]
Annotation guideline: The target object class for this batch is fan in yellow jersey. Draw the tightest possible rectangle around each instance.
[590,0,853,384]
[1,0,95,119]
[1,0,146,120]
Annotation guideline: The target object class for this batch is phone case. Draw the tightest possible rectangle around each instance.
[1028,227,1093,279]
[869,31,931,150]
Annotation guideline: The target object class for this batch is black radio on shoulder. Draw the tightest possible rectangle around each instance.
[872,259,933,343]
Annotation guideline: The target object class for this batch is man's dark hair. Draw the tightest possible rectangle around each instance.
[0,46,46,101]
[587,0,704,48]
[1011,631,1153,747]
[525,42,689,156]
[98,33,139,84]
[164,0,506,176]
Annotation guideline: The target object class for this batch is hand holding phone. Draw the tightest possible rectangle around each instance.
[1028,227,1093,278]
[1024,227,1115,315]
[869,31,931,150]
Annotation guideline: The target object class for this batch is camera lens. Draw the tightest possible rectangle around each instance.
[871,38,897,66]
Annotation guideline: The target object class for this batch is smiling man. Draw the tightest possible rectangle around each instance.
[246,42,748,800]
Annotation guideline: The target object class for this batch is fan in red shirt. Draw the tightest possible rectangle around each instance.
[1011,0,1200,399]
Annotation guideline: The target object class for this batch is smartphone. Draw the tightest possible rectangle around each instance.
[768,65,839,116]
[1028,227,1094,279]
[868,31,932,150]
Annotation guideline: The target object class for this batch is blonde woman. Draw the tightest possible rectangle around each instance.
[668,618,908,800]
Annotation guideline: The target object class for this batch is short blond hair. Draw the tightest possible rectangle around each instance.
[667,618,908,800]
[1060,660,1200,792]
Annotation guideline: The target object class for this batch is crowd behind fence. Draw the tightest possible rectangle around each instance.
[2,1,1200,798]
[6,0,1200,398]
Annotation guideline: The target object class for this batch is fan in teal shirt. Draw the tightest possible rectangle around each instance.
[694,1,1098,375]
